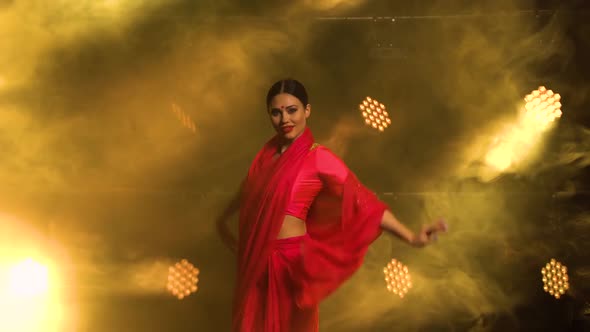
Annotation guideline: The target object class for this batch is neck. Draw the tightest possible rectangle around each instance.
[277,127,307,154]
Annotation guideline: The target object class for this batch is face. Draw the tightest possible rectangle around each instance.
[268,93,311,142]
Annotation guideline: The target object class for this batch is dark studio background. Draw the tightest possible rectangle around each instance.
[0,0,589,331]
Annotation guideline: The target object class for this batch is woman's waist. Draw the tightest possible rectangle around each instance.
[276,214,307,240]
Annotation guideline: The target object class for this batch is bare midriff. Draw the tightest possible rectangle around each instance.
[276,215,307,239]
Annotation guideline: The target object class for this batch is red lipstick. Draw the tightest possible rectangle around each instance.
[281,126,294,134]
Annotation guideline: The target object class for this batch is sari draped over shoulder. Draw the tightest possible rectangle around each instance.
[233,128,388,332]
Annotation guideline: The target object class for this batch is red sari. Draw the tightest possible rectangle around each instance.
[233,128,388,332]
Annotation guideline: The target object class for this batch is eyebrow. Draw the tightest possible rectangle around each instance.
[270,104,298,111]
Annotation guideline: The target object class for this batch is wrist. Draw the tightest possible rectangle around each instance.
[407,233,417,246]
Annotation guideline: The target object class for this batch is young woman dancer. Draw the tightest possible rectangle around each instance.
[216,79,447,332]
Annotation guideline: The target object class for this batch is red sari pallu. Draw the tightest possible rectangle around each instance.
[233,128,388,332]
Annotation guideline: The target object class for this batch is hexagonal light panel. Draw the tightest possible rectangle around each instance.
[359,96,391,132]
[523,86,562,130]
[166,259,199,300]
[541,258,569,299]
[383,258,412,298]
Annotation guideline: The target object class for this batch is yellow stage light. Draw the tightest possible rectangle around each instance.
[383,259,412,298]
[523,86,562,130]
[6,259,50,298]
[359,97,391,132]
[482,86,564,173]
[541,258,569,299]
[0,257,64,332]
[166,259,199,300]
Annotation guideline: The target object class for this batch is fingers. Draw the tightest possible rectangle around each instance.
[424,219,447,241]
[416,219,448,247]
[426,219,448,233]
[424,224,440,236]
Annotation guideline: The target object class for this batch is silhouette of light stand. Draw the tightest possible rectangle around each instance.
[166,259,199,300]
[383,258,412,298]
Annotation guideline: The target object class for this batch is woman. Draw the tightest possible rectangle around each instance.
[216,79,447,332]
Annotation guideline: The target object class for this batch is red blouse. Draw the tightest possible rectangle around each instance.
[285,146,348,221]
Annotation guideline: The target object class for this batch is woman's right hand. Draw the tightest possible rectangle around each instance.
[410,219,448,248]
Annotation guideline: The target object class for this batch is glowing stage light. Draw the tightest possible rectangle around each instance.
[383,259,412,298]
[523,86,562,130]
[6,259,50,298]
[171,103,196,133]
[541,258,569,299]
[0,258,64,332]
[359,96,391,132]
[482,86,563,174]
[166,259,199,300]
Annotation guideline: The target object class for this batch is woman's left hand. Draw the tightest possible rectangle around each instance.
[410,219,448,248]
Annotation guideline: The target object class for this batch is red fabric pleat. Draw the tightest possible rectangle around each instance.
[294,173,387,308]
[233,128,315,332]
[263,235,318,332]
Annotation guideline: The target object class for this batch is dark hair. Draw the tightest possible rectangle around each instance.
[266,78,309,108]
